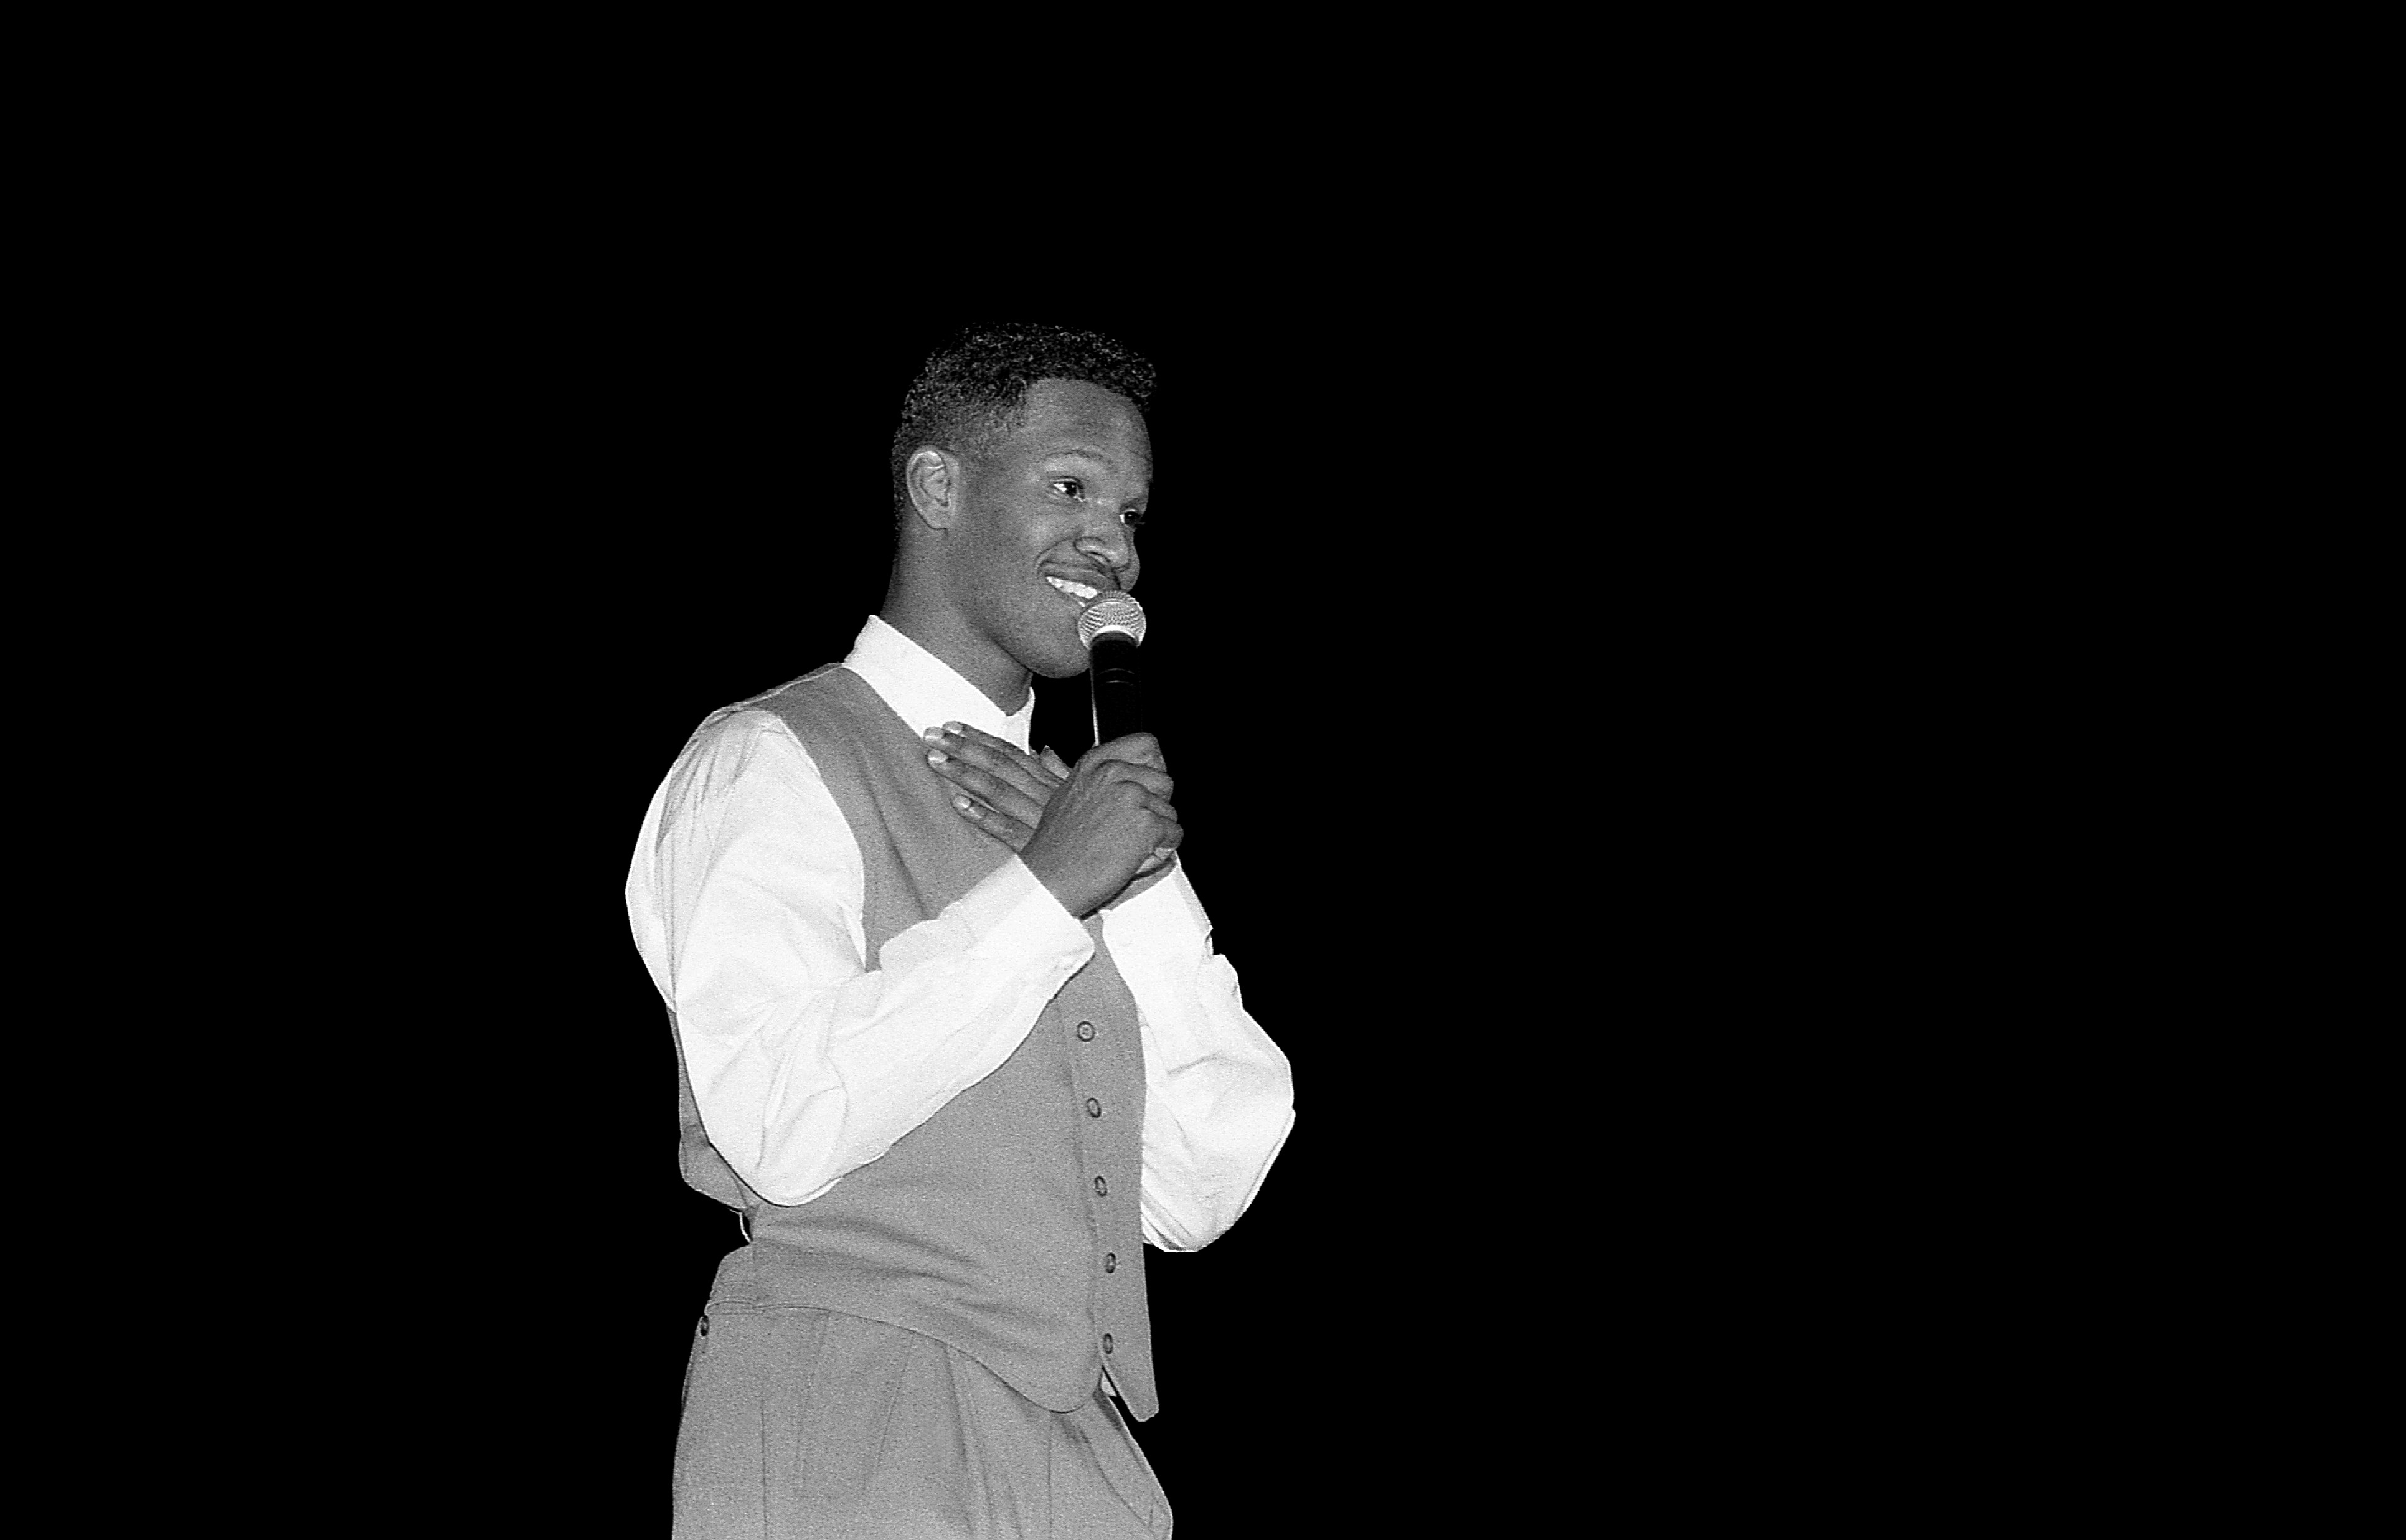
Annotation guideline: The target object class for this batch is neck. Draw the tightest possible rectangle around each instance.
[877,582,1033,715]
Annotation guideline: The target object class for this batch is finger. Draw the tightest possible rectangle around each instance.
[938,724,1064,793]
[1101,764,1172,801]
[924,730,1055,813]
[930,755,1048,828]
[949,793,1032,851]
[1142,795,1181,827]
[923,727,1056,813]
[1040,746,1072,780]
[1087,732,1166,773]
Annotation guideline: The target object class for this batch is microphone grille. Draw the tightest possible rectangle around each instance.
[1077,592,1146,649]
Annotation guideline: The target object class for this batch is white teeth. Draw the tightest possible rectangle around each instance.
[1045,575,1100,600]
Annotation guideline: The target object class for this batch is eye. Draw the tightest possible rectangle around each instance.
[1049,478,1085,500]
[1121,508,1146,530]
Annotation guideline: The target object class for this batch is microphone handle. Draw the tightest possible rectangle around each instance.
[1088,632,1144,747]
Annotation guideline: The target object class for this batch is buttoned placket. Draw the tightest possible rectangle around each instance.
[1072,1017,1120,1364]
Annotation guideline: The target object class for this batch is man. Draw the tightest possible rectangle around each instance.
[626,323,1295,1538]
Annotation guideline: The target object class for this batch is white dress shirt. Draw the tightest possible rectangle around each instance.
[626,615,1295,1255]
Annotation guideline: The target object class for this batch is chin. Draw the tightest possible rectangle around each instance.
[1009,613,1096,681]
[1031,649,1095,682]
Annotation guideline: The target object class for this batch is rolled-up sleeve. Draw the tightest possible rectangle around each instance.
[1102,861,1296,1252]
[627,709,1096,1207]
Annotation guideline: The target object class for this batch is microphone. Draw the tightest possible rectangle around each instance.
[1078,591,1146,747]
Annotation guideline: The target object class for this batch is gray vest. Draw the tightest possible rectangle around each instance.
[671,664,1159,1420]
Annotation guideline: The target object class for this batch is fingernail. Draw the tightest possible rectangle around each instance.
[952,795,973,813]
[922,727,943,744]
[927,750,947,765]
[943,722,963,735]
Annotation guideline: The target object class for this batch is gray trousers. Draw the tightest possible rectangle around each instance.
[672,1303,1174,1539]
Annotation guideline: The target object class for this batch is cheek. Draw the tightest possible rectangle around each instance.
[957,505,1027,564]
[960,512,1055,601]
[1007,511,1084,560]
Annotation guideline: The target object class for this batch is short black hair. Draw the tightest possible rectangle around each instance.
[890,322,1155,532]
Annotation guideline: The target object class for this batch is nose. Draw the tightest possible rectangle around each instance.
[1075,519,1138,590]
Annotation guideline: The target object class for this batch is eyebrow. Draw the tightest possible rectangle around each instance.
[1038,444,1151,494]
[1037,444,1119,466]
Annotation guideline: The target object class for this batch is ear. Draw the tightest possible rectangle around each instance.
[905,446,961,531]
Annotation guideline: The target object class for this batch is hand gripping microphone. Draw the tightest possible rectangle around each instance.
[1077,591,1146,747]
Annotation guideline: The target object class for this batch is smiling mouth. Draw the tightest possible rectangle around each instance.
[1044,574,1103,604]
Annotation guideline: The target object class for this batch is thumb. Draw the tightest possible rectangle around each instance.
[1040,745,1072,778]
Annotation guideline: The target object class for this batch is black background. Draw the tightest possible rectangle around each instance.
[401,309,1555,1533]
[259,276,1938,1529]
[149,125,2015,1526]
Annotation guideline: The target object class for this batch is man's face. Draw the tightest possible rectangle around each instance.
[944,377,1152,682]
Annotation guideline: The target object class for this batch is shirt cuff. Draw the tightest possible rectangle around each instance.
[956,853,1095,963]
[1099,857,1213,970]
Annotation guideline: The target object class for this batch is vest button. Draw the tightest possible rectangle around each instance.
[1104,1252,1117,1273]
[1076,1022,1095,1041]
[1086,1098,1102,1118]
[1094,1176,1108,1198]
[1103,1333,1115,1354]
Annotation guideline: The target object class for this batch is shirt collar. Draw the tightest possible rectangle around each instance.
[841,614,1036,753]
